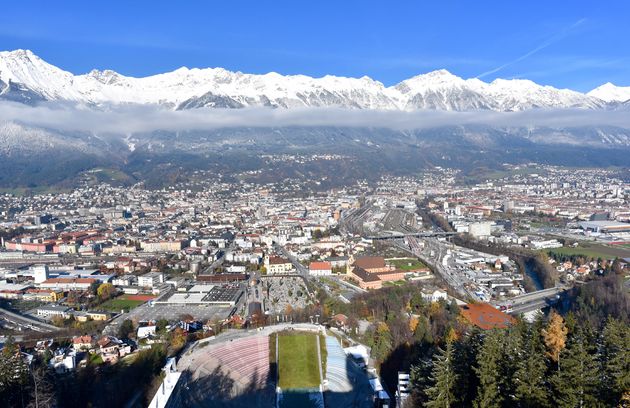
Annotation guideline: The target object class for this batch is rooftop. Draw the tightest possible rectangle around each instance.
[354,256,386,270]
[309,261,332,270]
[460,303,515,330]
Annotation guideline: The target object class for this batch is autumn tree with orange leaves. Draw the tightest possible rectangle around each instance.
[542,310,567,370]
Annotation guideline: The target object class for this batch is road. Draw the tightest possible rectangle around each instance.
[273,243,309,278]
[497,286,565,315]
[0,306,60,332]
[201,241,235,275]
[273,243,367,307]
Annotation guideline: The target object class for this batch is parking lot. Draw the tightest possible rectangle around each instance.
[104,302,234,335]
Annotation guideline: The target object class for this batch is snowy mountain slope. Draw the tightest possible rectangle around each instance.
[0,49,615,112]
[0,78,45,105]
[394,70,493,110]
[484,79,604,110]
[0,50,398,109]
[588,82,630,103]
[0,121,122,156]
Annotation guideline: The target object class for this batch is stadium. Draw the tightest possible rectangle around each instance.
[172,323,375,408]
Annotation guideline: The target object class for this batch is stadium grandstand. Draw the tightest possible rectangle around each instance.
[171,324,374,408]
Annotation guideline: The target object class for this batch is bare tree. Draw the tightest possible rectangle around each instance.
[27,365,55,408]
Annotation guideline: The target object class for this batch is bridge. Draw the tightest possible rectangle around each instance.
[366,231,459,240]
[391,235,568,315]
[495,286,567,315]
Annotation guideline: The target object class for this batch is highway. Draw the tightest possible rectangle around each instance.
[499,287,564,305]
[342,204,476,300]
[497,286,566,315]
[0,306,60,332]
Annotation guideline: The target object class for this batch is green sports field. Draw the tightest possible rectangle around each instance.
[99,296,145,312]
[388,258,427,270]
[277,332,321,389]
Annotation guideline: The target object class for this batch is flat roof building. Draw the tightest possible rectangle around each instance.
[579,220,630,233]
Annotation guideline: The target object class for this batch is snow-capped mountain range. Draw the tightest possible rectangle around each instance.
[1,49,629,111]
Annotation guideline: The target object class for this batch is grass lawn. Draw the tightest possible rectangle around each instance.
[278,332,321,389]
[99,295,145,312]
[383,280,407,287]
[89,353,104,365]
[388,258,427,270]
[546,244,630,260]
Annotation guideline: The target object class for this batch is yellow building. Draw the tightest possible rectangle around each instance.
[23,289,64,302]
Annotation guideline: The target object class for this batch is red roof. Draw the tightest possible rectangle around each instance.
[309,261,332,270]
[460,303,515,330]
[73,335,93,344]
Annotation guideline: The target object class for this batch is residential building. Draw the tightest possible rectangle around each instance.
[36,304,72,318]
[265,256,293,274]
[72,335,95,351]
[309,261,332,276]
[421,289,448,303]
[138,272,164,288]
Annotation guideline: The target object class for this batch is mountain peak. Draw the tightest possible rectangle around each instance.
[427,68,456,76]
[588,82,630,103]
[3,49,35,58]
[409,69,460,81]
[0,49,616,111]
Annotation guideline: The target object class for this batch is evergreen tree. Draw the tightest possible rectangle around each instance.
[500,324,525,403]
[410,357,434,407]
[601,318,630,406]
[0,337,29,404]
[473,330,504,408]
[426,342,458,408]
[551,327,600,408]
[514,324,550,407]
[452,331,479,407]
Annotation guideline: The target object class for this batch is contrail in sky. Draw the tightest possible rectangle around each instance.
[477,18,587,79]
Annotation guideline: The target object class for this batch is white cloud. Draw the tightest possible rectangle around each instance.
[1,100,630,135]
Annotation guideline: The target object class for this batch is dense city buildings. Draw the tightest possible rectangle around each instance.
[0,165,627,407]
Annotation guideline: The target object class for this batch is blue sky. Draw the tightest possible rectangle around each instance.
[2,0,629,91]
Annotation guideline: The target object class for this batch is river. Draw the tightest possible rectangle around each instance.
[524,259,544,291]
